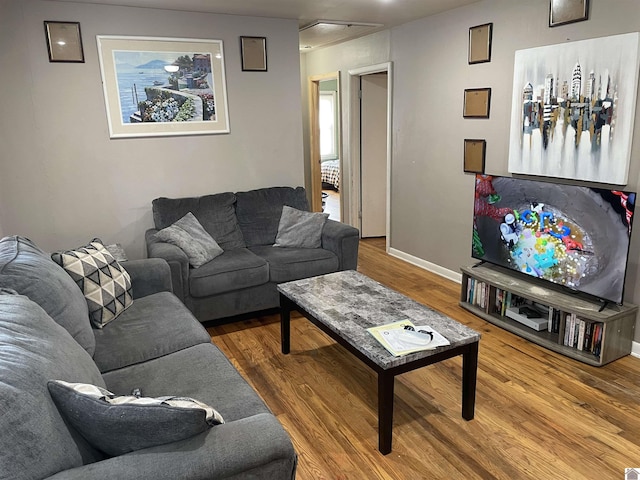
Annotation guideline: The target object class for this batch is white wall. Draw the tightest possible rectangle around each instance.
[0,0,303,259]
[303,0,640,340]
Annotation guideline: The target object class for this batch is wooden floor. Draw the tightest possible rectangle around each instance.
[207,238,640,479]
[322,189,340,221]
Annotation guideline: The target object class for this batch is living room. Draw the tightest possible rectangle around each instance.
[1,0,640,478]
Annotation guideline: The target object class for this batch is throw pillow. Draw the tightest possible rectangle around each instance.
[154,212,224,268]
[273,205,329,249]
[152,193,246,250]
[104,243,128,262]
[51,239,133,329]
[47,380,224,456]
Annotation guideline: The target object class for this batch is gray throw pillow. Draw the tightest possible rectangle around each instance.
[47,380,224,456]
[155,212,224,268]
[152,193,246,250]
[273,206,329,248]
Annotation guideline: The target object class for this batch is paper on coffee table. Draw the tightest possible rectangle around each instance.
[367,320,450,356]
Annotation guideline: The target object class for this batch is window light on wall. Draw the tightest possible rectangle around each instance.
[319,91,338,160]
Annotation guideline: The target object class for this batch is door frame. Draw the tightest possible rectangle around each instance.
[348,62,392,249]
[308,71,340,213]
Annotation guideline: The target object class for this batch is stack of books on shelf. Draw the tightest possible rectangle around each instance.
[465,279,603,357]
[547,307,563,334]
[466,278,490,309]
[494,288,526,317]
[562,313,603,356]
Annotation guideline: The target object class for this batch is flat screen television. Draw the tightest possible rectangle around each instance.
[472,174,635,305]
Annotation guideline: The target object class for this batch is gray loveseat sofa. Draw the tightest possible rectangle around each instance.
[145,186,359,322]
[0,236,297,480]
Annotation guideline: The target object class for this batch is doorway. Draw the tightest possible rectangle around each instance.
[308,72,341,220]
[360,72,388,237]
[348,63,392,249]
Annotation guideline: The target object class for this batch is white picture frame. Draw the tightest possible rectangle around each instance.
[97,35,230,138]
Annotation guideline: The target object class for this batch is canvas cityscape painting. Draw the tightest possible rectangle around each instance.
[507,33,640,185]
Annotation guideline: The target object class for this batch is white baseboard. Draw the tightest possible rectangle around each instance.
[387,247,462,284]
[387,247,640,361]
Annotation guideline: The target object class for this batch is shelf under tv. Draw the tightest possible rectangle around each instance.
[460,263,637,366]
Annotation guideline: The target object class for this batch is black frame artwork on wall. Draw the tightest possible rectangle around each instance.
[463,88,491,118]
[240,36,268,72]
[549,0,589,27]
[468,23,493,64]
[44,21,84,63]
[464,139,486,173]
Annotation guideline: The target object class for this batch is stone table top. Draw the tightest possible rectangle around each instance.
[278,270,481,369]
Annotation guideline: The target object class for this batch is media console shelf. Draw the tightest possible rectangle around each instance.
[460,263,637,366]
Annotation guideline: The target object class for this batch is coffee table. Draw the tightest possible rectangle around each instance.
[277,270,481,454]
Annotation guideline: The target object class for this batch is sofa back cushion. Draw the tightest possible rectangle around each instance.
[152,193,246,250]
[0,236,96,355]
[0,291,106,480]
[236,187,310,247]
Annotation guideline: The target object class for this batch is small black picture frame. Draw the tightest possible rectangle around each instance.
[468,23,493,64]
[44,21,84,63]
[549,0,589,27]
[464,139,486,174]
[463,88,491,118]
[240,36,267,72]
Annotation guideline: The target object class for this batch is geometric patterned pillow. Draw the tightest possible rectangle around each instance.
[47,380,224,456]
[51,239,133,328]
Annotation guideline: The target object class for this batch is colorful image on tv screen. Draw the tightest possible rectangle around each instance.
[472,175,635,304]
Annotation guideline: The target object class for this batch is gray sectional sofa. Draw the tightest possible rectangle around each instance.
[0,236,297,480]
[146,186,360,322]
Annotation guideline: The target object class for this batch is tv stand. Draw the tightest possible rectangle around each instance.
[460,264,637,366]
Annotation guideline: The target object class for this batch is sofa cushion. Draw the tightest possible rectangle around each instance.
[155,212,224,268]
[152,193,246,250]
[274,206,329,248]
[0,291,106,480]
[93,291,212,373]
[52,239,133,329]
[189,248,269,298]
[48,380,224,456]
[102,343,271,423]
[249,245,339,283]
[0,236,96,355]
[235,186,310,247]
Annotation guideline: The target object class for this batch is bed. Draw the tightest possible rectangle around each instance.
[321,159,340,191]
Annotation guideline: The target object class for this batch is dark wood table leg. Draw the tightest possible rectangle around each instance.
[378,371,394,454]
[462,341,479,420]
[280,293,291,355]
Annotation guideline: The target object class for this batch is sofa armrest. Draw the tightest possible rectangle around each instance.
[321,219,360,270]
[45,414,297,480]
[122,258,172,299]
[145,229,189,302]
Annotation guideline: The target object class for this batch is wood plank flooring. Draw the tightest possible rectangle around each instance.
[206,238,640,479]
[322,189,340,221]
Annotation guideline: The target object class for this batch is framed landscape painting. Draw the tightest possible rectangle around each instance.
[507,32,640,185]
[97,36,230,138]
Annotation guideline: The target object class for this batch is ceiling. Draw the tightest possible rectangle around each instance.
[48,0,482,50]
